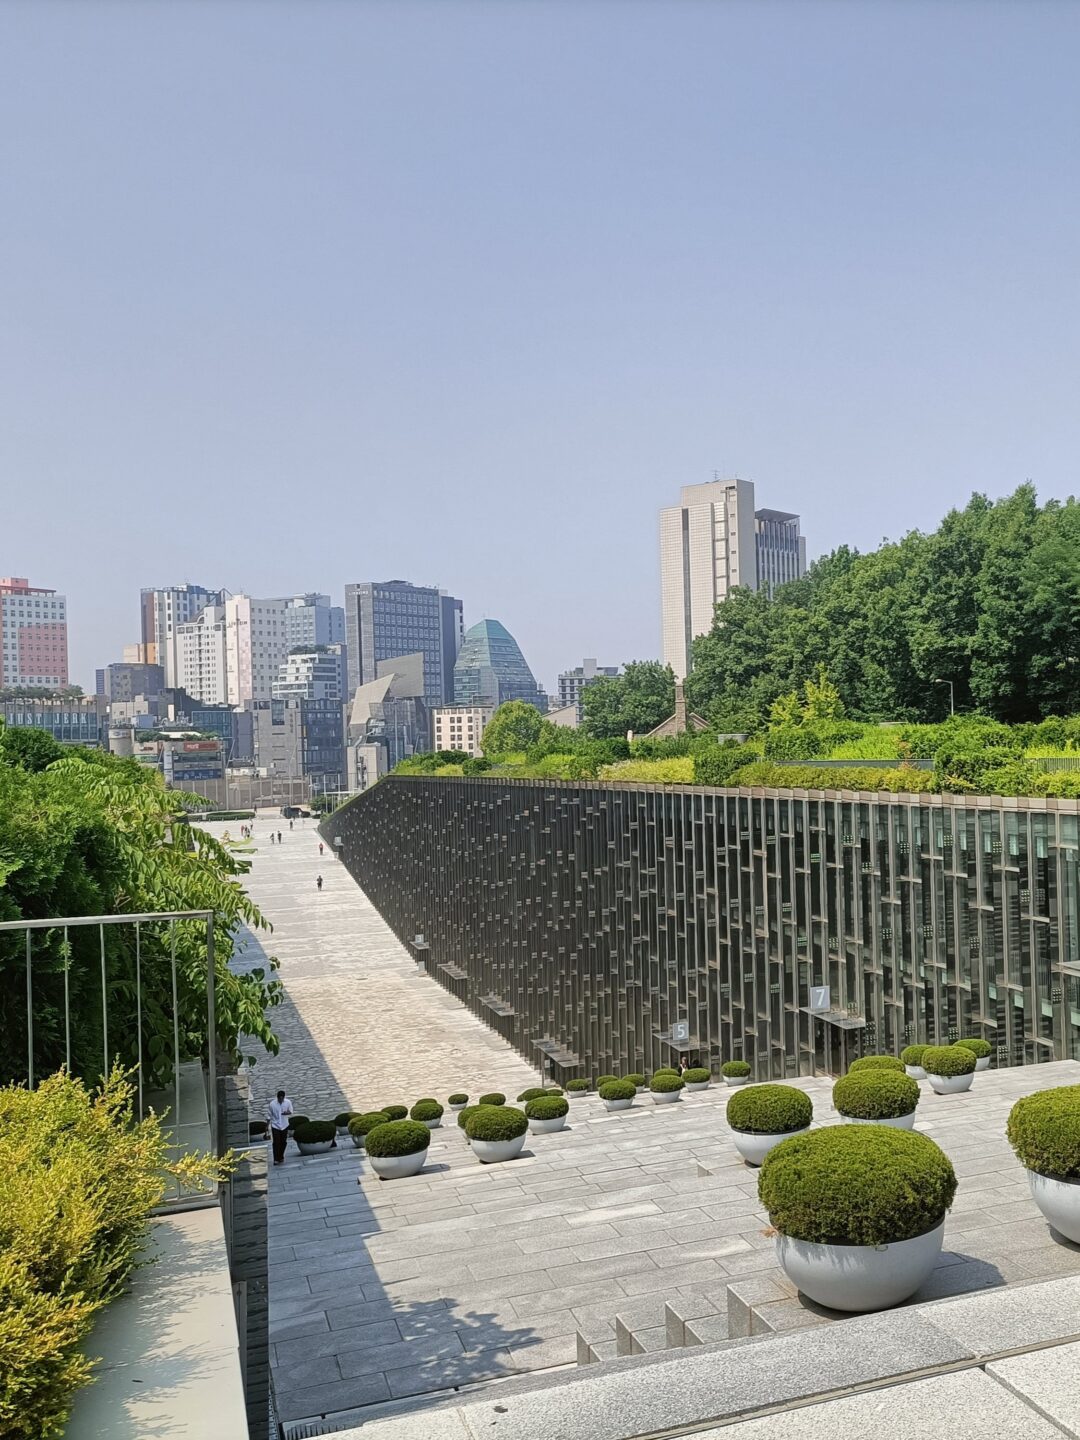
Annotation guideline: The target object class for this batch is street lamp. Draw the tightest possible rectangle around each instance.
[932,678,955,717]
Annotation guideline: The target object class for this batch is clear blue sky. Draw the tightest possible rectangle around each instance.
[2,0,1078,691]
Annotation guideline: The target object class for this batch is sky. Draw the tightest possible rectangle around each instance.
[2,0,1078,693]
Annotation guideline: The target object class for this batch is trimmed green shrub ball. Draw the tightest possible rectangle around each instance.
[684,1068,710,1085]
[364,1120,431,1158]
[833,1070,920,1120]
[457,1104,485,1131]
[410,1100,444,1122]
[524,1095,569,1120]
[848,1055,904,1074]
[334,1111,359,1128]
[654,1067,680,1077]
[900,1045,927,1067]
[289,1115,309,1129]
[722,1061,751,1078]
[956,1038,991,1060]
[922,1045,976,1077]
[517,1088,549,1103]
[292,1120,335,1144]
[625,1073,646,1087]
[726,1084,812,1135]
[1007,1084,1080,1179]
[596,1075,619,1088]
[477,1092,506,1107]
[466,1106,529,1142]
[758,1126,957,1246]
[380,1105,409,1122]
[448,1093,468,1105]
[348,1111,390,1139]
[650,1073,685,1094]
[599,1079,637,1102]
[566,1079,590,1092]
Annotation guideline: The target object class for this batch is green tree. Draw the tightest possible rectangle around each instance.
[581,661,675,738]
[481,701,545,756]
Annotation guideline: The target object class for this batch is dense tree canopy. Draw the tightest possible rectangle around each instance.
[580,661,676,738]
[481,700,546,757]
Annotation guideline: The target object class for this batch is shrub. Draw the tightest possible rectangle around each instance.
[921,1045,976,1077]
[364,1120,431,1159]
[334,1111,359,1128]
[956,1038,991,1060]
[448,1093,468,1105]
[848,1056,904,1074]
[722,1061,751,1078]
[599,1080,637,1102]
[292,1120,336,1144]
[833,1070,920,1120]
[457,1104,485,1131]
[684,1068,710,1084]
[758,1126,957,1246]
[566,1079,590,1092]
[289,1114,309,1129]
[348,1111,390,1139]
[410,1100,444,1122]
[379,1105,409,1121]
[524,1095,569,1120]
[900,1045,927,1067]
[1007,1085,1080,1178]
[478,1092,506,1107]
[654,1067,680,1077]
[650,1073,685,1093]
[596,1075,619,1088]
[465,1106,529,1142]
[517,1088,549,1103]
[625,1073,646,1087]
[726,1084,812,1135]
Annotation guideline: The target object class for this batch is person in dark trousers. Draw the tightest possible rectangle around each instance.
[267,1090,294,1165]
[289,819,294,830]
[316,875,323,891]
[277,831,282,844]
[318,842,324,856]
[269,832,275,844]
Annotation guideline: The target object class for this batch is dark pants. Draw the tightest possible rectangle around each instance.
[271,1125,289,1164]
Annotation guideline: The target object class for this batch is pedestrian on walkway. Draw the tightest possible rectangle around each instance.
[319,842,324,856]
[269,831,275,845]
[267,1090,294,1165]
[316,874,323,891]
[289,819,294,830]
[277,830,282,844]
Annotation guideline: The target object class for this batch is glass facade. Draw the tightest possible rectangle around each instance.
[325,779,1080,1079]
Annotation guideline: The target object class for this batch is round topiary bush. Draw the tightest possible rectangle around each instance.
[833,1070,920,1120]
[566,1079,590,1092]
[289,1115,309,1129]
[654,1067,680,1078]
[758,1126,957,1246]
[1007,1085,1080,1179]
[379,1105,409,1122]
[900,1045,927,1067]
[410,1100,444,1123]
[466,1106,529,1142]
[599,1079,637,1102]
[457,1104,485,1131]
[956,1038,992,1060]
[334,1111,359,1129]
[625,1073,646,1087]
[524,1095,569,1121]
[650,1073,685,1093]
[848,1056,904,1074]
[726,1084,812,1135]
[683,1068,710,1085]
[348,1111,390,1139]
[595,1075,619,1088]
[448,1093,468,1105]
[364,1120,431,1159]
[291,1120,335,1145]
[517,1088,548,1103]
[478,1092,506,1107]
[921,1045,976,1077]
[722,1061,751,1078]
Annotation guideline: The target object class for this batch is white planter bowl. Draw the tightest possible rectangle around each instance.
[369,1149,427,1180]
[974,1056,991,1072]
[724,1075,751,1087]
[635,1085,646,1094]
[472,1134,527,1164]
[926,1071,974,1095]
[350,1133,366,1149]
[295,1140,334,1156]
[685,1080,710,1092]
[448,1102,467,1112]
[528,1115,566,1135]
[652,1090,682,1105]
[904,1065,927,1080]
[603,1097,634,1112]
[336,1124,353,1137]
[1027,1169,1080,1243]
[846,1112,916,1130]
[567,1090,589,1100]
[776,1221,945,1312]
[732,1126,809,1167]
[422,1118,442,1130]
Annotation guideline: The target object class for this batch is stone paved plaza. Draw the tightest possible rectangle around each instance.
[209,817,1080,1436]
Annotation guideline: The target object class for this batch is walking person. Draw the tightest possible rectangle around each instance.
[267,1089,294,1166]
[289,819,294,831]
[269,831,275,845]
[318,842,324,856]
[277,830,282,844]
[316,874,323,891]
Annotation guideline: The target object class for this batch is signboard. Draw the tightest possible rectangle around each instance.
[809,986,831,1013]
[671,1019,690,1044]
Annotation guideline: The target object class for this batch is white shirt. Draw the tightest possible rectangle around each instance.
[268,1097,293,1129]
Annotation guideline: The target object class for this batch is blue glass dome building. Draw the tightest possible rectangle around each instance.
[452,619,543,709]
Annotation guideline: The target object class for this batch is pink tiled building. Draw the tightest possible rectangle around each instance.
[0,577,69,688]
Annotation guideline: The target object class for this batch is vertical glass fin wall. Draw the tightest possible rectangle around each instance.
[322,779,1080,1080]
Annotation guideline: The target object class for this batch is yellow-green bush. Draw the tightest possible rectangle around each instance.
[0,1069,226,1439]
[599,757,695,783]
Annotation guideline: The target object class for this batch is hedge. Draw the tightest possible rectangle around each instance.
[650,1073,685,1093]
[599,1080,637,1102]
[900,1045,927,1067]
[465,1106,529,1142]
[478,1092,506,1107]
[524,1095,569,1120]
[758,1126,957,1246]
[833,1070,920,1120]
[726,1083,812,1135]
[956,1038,992,1060]
[1007,1085,1080,1178]
[409,1100,444,1122]
[348,1111,390,1138]
[848,1056,904,1075]
[364,1120,431,1158]
[921,1045,976,1077]
[722,1061,751,1078]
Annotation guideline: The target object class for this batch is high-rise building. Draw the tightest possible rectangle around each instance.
[0,577,69,689]
[432,704,494,757]
[175,605,228,705]
[272,645,345,702]
[140,584,226,686]
[283,594,346,653]
[660,477,805,680]
[343,581,462,706]
[557,658,620,721]
[102,661,165,704]
[250,697,344,794]
[452,619,543,710]
[224,594,288,705]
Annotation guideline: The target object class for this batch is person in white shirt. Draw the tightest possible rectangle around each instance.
[267,1090,294,1165]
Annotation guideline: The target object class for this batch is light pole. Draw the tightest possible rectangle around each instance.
[933,678,955,717]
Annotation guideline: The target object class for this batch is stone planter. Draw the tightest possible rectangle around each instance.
[685,1080,710,1093]
[528,1115,566,1135]
[731,1126,809,1167]
[904,1065,927,1080]
[1027,1170,1080,1243]
[603,1097,634,1112]
[974,1056,991,1072]
[926,1071,974,1095]
[295,1139,334,1157]
[724,1075,751,1088]
[846,1112,916,1130]
[369,1150,427,1180]
[776,1221,944,1312]
[472,1134,527,1164]
[652,1090,681,1105]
